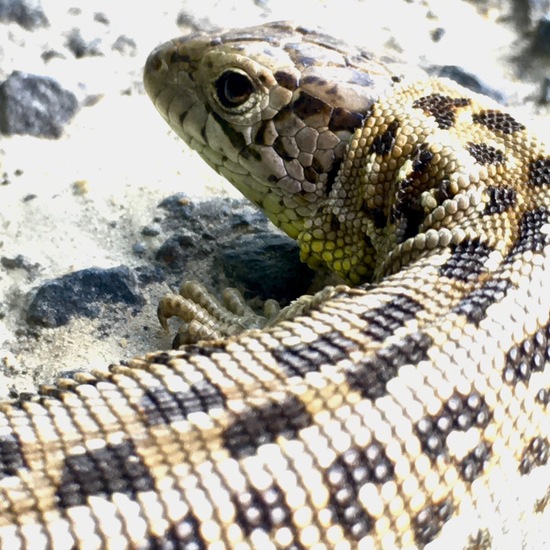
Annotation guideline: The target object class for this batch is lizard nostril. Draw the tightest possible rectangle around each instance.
[146,50,164,74]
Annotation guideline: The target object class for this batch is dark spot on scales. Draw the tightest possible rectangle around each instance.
[223,396,312,459]
[57,440,154,508]
[467,142,505,165]
[472,110,525,135]
[415,392,491,462]
[484,186,517,215]
[274,70,298,90]
[412,94,470,129]
[507,207,549,257]
[369,121,399,156]
[503,322,549,385]
[439,238,495,282]
[325,443,393,540]
[347,332,432,399]
[413,499,454,545]
[360,293,424,342]
[292,92,331,122]
[211,111,246,151]
[329,108,365,133]
[529,156,550,187]
[0,433,27,478]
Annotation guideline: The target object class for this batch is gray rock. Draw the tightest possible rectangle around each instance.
[0,0,48,30]
[65,28,103,58]
[26,266,145,328]
[0,72,78,138]
[112,35,137,57]
[435,65,507,104]
[533,15,550,55]
[220,232,315,304]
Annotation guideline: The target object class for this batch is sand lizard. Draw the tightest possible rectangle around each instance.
[0,20,548,549]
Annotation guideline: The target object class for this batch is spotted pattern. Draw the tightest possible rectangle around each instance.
[141,381,226,425]
[346,332,432,399]
[466,142,505,165]
[439,239,495,282]
[149,515,205,550]
[57,440,155,508]
[508,207,550,257]
[415,392,491,462]
[472,110,525,135]
[528,157,550,186]
[484,186,517,215]
[0,433,26,478]
[460,442,492,482]
[232,484,298,539]
[412,94,470,129]
[360,294,423,342]
[0,22,547,550]
[223,396,312,459]
[503,323,549,384]
[369,121,399,156]
[271,333,354,377]
[519,437,549,475]
[413,499,455,545]
[325,444,393,540]
[453,277,510,324]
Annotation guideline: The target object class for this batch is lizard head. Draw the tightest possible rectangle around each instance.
[144,21,401,240]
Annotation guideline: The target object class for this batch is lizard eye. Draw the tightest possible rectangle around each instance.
[215,70,255,109]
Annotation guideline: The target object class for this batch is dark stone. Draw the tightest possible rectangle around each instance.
[26,266,145,328]
[0,72,78,138]
[93,12,109,25]
[155,230,205,270]
[1,254,36,272]
[0,0,48,30]
[533,15,550,55]
[141,224,161,237]
[112,35,137,56]
[134,265,165,285]
[220,232,315,303]
[437,66,507,104]
[65,28,103,58]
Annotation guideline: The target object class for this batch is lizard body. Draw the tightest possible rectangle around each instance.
[0,21,548,549]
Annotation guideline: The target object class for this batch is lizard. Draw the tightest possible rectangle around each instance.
[0,20,548,549]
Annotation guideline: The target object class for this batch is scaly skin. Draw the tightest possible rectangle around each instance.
[0,21,547,550]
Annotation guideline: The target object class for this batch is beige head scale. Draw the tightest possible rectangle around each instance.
[144,21,400,238]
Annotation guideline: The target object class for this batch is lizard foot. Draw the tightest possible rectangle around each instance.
[158,281,280,347]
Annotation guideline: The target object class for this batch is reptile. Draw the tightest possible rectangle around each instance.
[0,20,548,549]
